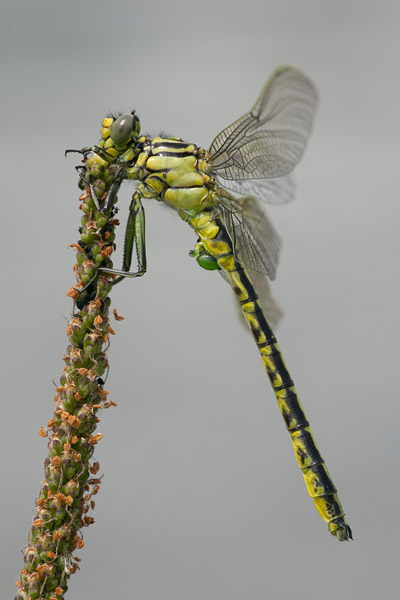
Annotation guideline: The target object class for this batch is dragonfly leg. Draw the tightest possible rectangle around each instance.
[99,191,147,284]
[72,165,110,212]
[65,148,86,158]
[74,189,146,296]
[74,165,90,186]
[91,144,116,162]
[87,169,124,214]
[67,146,123,212]
[102,167,124,214]
[65,147,94,158]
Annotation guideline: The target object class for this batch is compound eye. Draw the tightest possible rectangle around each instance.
[110,114,134,146]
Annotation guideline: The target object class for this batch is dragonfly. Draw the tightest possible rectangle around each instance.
[71,65,352,541]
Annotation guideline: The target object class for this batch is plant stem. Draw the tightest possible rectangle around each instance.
[15,147,122,600]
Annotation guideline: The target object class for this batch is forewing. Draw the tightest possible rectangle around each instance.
[209,65,318,181]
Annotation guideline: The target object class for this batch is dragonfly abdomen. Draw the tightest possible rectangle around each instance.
[241,291,352,540]
[190,209,352,541]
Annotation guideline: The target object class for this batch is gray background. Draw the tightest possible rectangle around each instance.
[1,1,399,598]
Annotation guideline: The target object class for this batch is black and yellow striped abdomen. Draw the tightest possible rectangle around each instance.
[190,209,352,541]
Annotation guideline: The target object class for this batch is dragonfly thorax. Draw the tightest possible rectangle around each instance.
[134,136,216,214]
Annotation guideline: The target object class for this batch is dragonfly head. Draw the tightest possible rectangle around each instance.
[109,110,141,148]
[97,111,141,164]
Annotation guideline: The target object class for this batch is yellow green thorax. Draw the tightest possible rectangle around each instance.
[138,137,216,213]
